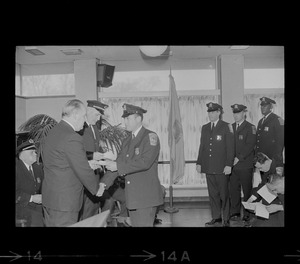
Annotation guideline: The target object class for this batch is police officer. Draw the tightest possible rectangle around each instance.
[104,103,164,227]
[78,100,108,220]
[255,97,284,175]
[16,139,44,227]
[229,104,256,223]
[196,102,234,227]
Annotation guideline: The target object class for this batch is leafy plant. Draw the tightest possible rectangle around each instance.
[18,114,129,164]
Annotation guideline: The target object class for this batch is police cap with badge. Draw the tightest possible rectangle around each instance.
[121,103,147,118]
[16,139,36,156]
[260,97,276,106]
[87,100,108,114]
[206,102,223,112]
[231,104,247,113]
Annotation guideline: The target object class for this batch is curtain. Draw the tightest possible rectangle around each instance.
[102,95,218,186]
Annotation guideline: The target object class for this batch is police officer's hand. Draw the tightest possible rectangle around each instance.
[31,194,42,204]
[275,167,284,176]
[196,165,201,174]
[233,157,239,166]
[266,204,284,214]
[96,183,106,197]
[223,166,232,175]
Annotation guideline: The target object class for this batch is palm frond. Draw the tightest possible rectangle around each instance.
[18,114,58,164]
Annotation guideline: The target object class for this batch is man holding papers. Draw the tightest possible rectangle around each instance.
[244,173,284,227]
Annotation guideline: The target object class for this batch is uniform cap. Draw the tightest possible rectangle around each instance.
[206,102,223,112]
[231,104,247,113]
[121,103,147,118]
[260,97,276,106]
[16,139,36,155]
[87,100,108,114]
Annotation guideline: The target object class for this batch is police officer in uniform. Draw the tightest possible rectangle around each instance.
[229,104,256,223]
[196,102,234,227]
[16,139,44,227]
[78,100,108,220]
[255,97,284,175]
[104,103,163,227]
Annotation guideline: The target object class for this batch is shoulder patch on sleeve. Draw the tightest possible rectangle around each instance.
[149,133,158,146]
[252,125,256,135]
[228,124,233,133]
[278,117,284,126]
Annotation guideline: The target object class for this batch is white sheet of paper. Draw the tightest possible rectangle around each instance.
[242,201,256,211]
[257,184,277,204]
[255,202,269,219]
[252,169,261,188]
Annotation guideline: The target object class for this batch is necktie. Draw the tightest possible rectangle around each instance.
[29,166,35,182]
[211,122,215,132]
[237,123,239,130]
[261,117,265,124]
[132,133,135,140]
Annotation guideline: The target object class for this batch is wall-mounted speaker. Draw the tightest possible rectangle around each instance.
[97,64,115,88]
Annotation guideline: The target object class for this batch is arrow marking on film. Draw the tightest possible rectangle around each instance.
[0,251,23,262]
[130,250,156,261]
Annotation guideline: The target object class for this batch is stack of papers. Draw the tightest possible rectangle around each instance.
[242,184,278,219]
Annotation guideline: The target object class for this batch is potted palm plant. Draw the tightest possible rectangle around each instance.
[17,114,129,164]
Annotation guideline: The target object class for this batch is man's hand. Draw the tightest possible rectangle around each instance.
[96,183,106,197]
[88,160,102,170]
[246,195,257,203]
[223,166,232,175]
[276,167,284,176]
[103,150,117,161]
[196,164,201,174]
[93,152,104,161]
[105,160,118,172]
[266,204,284,214]
[31,194,42,204]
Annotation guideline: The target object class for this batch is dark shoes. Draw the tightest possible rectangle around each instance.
[205,218,222,227]
[154,217,162,225]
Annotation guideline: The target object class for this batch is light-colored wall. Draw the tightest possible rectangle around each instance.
[15,96,26,130]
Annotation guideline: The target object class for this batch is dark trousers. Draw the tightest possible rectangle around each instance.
[206,173,230,222]
[43,206,79,227]
[128,206,156,227]
[79,189,101,221]
[229,168,253,217]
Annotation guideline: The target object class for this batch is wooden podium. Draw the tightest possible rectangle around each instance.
[68,210,110,227]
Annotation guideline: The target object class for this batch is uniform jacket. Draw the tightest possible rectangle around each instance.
[81,124,103,160]
[255,112,284,167]
[115,126,163,209]
[16,159,44,222]
[197,119,234,174]
[232,120,256,169]
[41,120,99,212]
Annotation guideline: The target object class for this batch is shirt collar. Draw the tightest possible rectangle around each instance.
[62,119,75,131]
[236,120,244,126]
[263,112,272,119]
[21,160,31,170]
[132,125,143,138]
[211,120,219,126]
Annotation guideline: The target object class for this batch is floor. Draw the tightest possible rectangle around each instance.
[155,201,212,227]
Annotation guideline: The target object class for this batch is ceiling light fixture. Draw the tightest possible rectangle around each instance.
[25,47,45,56]
[60,49,83,55]
[139,46,169,57]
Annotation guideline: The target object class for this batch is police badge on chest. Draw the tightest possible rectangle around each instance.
[264,127,269,132]
[216,135,222,141]
[135,148,140,155]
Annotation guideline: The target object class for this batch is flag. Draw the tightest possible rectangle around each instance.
[168,72,185,184]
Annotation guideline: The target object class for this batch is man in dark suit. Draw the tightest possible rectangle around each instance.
[255,97,284,175]
[41,99,105,227]
[229,104,256,223]
[196,102,234,227]
[16,139,44,227]
[104,103,164,227]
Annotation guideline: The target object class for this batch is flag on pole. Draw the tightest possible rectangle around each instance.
[168,72,185,184]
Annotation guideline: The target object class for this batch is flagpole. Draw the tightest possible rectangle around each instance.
[164,65,179,214]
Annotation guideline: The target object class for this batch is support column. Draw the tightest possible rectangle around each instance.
[74,59,98,104]
[219,55,245,123]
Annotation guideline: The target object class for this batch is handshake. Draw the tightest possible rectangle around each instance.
[88,151,118,172]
